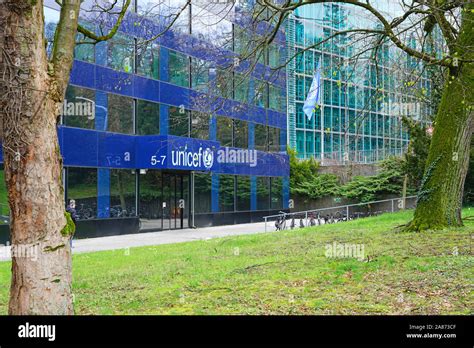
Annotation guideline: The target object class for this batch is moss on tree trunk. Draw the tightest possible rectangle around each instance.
[407,6,474,231]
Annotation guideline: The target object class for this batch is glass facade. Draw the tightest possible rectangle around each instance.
[287,4,433,163]
[136,99,160,135]
[20,0,290,234]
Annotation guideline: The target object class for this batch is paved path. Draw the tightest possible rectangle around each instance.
[0,222,272,261]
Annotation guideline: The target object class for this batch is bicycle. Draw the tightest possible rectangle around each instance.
[290,216,296,230]
[77,203,94,220]
[275,211,287,231]
[308,213,316,226]
[334,211,345,223]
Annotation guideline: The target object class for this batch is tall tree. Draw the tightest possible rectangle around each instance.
[0,0,189,314]
[1,0,83,315]
[406,3,473,230]
[255,0,473,231]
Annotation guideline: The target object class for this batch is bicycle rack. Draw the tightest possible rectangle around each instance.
[263,196,417,233]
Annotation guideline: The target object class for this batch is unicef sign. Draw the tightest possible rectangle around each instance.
[57,129,289,176]
[136,135,287,174]
[141,136,218,171]
[170,147,215,169]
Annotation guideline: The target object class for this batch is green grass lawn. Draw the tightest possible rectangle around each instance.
[0,209,473,315]
[0,171,9,217]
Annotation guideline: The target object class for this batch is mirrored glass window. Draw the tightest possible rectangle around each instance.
[219,175,234,212]
[63,85,95,129]
[216,116,233,147]
[236,176,250,211]
[137,41,160,80]
[169,105,190,137]
[107,33,134,73]
[137,100,160,135]
[257,177,270,210]
[271,177,283,210]
[110,170,137,217]
[108,94,134,134]
[190,111,209,140]
[234,119,248,149]
[67,167,98,220]
[168,50,189,88]
[194,174,211,214]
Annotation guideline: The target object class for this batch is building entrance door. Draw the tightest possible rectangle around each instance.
[139,171,188,231]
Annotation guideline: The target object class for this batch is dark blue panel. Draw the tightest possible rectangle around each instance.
[268,109,287,129]
[219,99,238,119]
[230,102,251,122]
[3,127,290,177]
[133,75,160,103]
[70,61,95,89]
[97,132,136,168]
[251,151,288,177]
[265,69,285,86]
[95,66,134,97]
[61,127,98,167]
[251,106,266,125]
[214,148,289,177]
[281,114,288,130]
[134,135,164,169]
[267,109,277,129]
[159,82,190,107]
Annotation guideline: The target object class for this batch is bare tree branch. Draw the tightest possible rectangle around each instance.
[76,0,131,44]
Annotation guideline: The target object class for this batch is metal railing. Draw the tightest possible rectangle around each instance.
[263,195,417,233]
[314,148,408,165]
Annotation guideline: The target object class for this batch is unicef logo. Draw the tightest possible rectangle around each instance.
[202,148,214,169]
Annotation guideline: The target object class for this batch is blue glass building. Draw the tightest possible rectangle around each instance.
[286,3,435,164]
[0,0,290,239]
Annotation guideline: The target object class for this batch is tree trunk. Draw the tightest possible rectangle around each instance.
[407,7,474,231]
[0,0,76,314]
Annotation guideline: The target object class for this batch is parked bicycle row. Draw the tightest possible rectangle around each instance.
[71,203,137,220]
[274,210,386,231]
